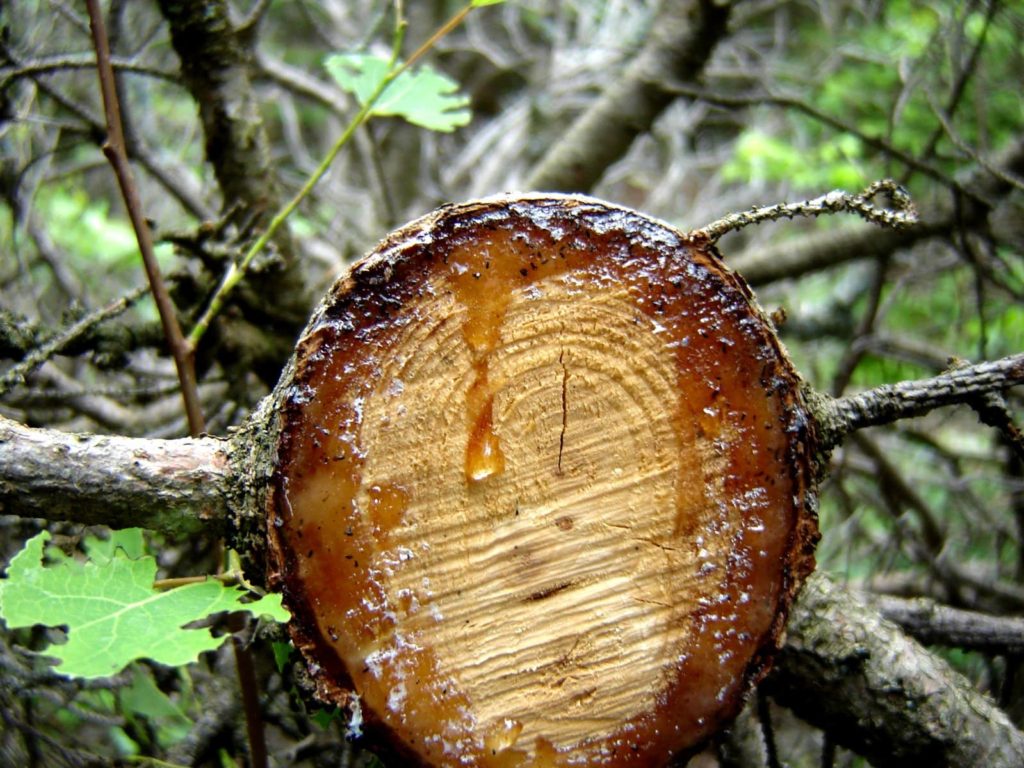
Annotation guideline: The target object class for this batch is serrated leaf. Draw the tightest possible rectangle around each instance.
[324,53,471,132]
[0,532,290,679]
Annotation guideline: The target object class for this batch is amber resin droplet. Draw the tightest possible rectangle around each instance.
[266,195,819,768]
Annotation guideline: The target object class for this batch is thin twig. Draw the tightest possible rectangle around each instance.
[87,4,270,767]
[0,286,148,396]
[0,54,177,85]
[85,0,204,436]
[1,42,213,219]
[912,0,998,172]
[694,179,919,243]
[928,94,1024,193]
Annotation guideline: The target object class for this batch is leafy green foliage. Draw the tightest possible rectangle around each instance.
[324,53,471,132]
[723,1,1022,194]
[0,531,289,679]
[119,667,193,750]
[36,186,175,275]
[723,131,867,189]
[471,0,506,5]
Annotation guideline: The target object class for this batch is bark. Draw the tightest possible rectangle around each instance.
[813,352,1024,452]
[156,0,311,384]
[731,134,1024,285]
[767,572,1024,768]
[871,594,1024,655]
[524,0,731,192]
[0,415,229,537]
[156,0,284,233]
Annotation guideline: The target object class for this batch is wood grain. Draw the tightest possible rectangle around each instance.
[266,195,818,767]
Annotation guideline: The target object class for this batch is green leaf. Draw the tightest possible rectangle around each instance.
[0,532,290,679]
[121,667,190,724]
[85,528,146,564]
[311,706,342,730]
[120,666,192,749]
[472,0,506,6]
[324,53,471,132]
[271,640,293,673]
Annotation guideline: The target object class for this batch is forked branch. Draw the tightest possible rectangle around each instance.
[815,353,1024,451]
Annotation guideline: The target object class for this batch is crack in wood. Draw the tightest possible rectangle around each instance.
[558,349,568,474]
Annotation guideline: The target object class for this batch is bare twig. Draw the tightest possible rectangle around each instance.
[0,286,148,396]
[0,54,177,84]
[912,0,999,171]
[694,180,919,243]
[728,134,1024,285]
[870,593,1024,655]
[927,95,1024,193]
[85,5,271,766]
[815,353,1024,451]
[0,43,213,220]
[669,82,977,204]
[85,0,204,436]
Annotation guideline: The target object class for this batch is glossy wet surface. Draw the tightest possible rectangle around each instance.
[268,197,816,767]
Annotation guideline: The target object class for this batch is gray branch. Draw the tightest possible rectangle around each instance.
[771,572,1024,768]
[871,593,1024,654]
[0,415,229,537]
[695,180,918,242]
[730,134,1024,285]
[156,0,311,384]
[813,353,1024,451]
[525,0,731,192]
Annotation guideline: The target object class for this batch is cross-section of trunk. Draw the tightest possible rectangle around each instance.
[266,195,819,767]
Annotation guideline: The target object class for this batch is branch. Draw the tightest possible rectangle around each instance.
[525,0,731,192]
[155,0,288,238]
[0,54,177,84]
[814,353,1024,451]
[729,134,1024,285]
[0,415,228,538]
[0,42,214,221]
[769,572,1024,768]
[871,593,1024,655]
[86,0,205,436]
[0,287,149,396]
[155,0,313,384]
[694,180,918,242]
[669,83,971,201]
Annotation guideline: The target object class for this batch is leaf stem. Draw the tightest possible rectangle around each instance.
[153,572,240,590]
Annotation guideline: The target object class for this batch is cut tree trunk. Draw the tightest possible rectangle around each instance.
[262,195,820,767]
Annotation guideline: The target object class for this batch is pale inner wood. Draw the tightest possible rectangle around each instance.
[355,275,725,752]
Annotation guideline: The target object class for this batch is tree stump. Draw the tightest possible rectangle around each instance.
[265,195,819,766]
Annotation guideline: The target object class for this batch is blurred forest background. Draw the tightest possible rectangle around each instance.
[1,0,1023,766]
